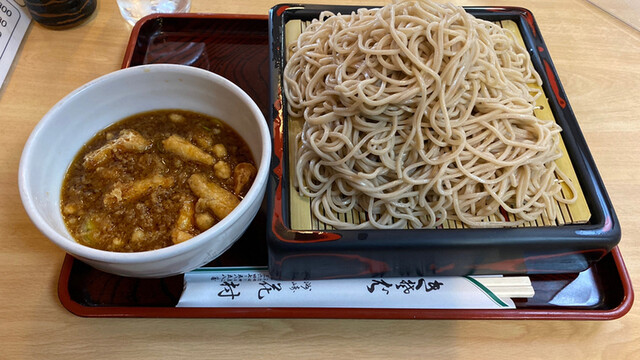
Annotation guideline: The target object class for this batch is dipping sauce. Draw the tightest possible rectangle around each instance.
[61,110,257,252]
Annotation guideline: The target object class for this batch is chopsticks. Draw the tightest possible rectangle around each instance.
[471,276,535,298]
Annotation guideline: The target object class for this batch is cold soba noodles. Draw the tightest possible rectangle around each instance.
[283,0,577,229]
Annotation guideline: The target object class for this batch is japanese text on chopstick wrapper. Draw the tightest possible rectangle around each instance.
[177,267,516,309]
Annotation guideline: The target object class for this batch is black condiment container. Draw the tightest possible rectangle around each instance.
[25,0,97,29]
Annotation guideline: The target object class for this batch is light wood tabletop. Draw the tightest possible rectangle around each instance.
[1,0,639,358]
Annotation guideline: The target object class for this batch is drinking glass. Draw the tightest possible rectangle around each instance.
[116,0,191,26]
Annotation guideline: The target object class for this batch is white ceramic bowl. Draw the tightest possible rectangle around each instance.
[19,64,271,278]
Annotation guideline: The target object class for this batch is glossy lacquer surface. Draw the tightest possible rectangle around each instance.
[58,14,632,320]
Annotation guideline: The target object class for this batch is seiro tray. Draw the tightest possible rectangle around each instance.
[266,4,621,280]
[57,12,632,320]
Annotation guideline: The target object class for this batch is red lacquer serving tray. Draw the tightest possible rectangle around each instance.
[57,13,633,319]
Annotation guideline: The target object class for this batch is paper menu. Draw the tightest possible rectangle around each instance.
[0,0,30,89]
[178,267,534,309]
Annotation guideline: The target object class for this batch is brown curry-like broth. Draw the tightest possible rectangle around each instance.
[61,110,257,252]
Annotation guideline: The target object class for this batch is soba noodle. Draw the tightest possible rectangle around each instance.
[283,0,577,229]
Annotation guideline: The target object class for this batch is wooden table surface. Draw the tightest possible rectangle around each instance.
[1,0,639,358]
